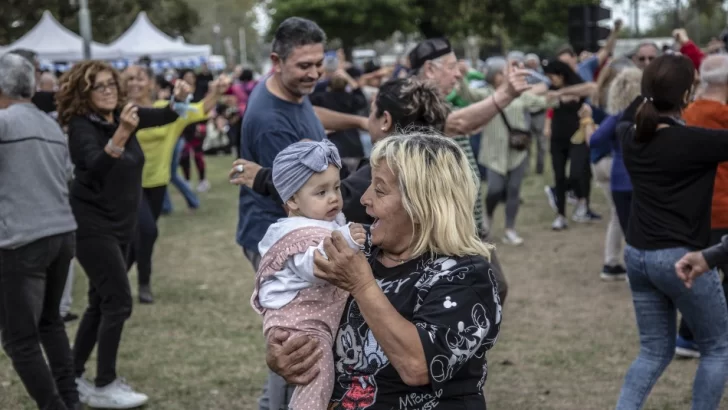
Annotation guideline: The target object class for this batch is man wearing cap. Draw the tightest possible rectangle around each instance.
[408,37,530,237]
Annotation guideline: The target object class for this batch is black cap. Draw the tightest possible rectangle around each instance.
[408,38,452,71]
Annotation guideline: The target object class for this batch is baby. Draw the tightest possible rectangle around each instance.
[250,140,365,410]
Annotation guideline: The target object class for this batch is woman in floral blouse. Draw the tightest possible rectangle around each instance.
[266,132,502,409]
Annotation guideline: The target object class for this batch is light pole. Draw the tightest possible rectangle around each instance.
[77,0,92,59]
[213,24,222,56]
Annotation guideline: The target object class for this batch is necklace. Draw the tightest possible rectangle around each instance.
[381,251,414,265]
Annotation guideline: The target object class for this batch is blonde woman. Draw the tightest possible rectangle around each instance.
[587,67,642,281]
[265,132,502,409]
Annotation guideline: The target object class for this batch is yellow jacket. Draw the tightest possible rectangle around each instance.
[137,101,208,188]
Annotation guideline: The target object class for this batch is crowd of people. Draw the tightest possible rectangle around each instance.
[4,10,728,410]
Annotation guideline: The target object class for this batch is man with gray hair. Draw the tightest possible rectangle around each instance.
[0,53,80,410]
[672,53,728,359]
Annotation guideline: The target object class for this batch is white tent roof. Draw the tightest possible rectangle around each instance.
[4,11,121,61]
[109,12,212,60]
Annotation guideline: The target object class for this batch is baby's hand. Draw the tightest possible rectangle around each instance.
[350,223,366,247]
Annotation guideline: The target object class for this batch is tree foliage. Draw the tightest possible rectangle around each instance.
[265,0,518,48]
[0,0,199,46]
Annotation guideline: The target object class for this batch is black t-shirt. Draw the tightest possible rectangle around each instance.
[329,244,502,409]
[620,118,728,250]
[310,90,367,158]
[550,99,584,143]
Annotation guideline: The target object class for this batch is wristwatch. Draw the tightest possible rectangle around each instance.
[106,139,125,156]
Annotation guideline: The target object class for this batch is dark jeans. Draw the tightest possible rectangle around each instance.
[612,190,633,233]
[128,186,167,286]
[0,232,78,410]
[73,236,133,388]
[679,228,728,342]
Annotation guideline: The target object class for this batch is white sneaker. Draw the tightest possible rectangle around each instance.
[196,179,211,192]
[502,230,524,246]
[552,215,568,231]
[572,203,589,223]
[76,376,94,404]
[85,378,149,409]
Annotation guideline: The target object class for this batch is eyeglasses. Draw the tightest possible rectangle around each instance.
[92,81,118,93]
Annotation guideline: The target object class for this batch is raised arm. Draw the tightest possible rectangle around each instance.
[596,19,622,66]
[445,68,530,136]
[313,105,368,132]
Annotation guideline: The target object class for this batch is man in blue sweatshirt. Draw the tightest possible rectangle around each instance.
[0,53,80,410]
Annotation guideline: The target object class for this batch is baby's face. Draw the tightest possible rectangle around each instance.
[289,164,343,222]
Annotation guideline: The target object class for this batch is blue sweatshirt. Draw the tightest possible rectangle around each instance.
[589,113,632,192]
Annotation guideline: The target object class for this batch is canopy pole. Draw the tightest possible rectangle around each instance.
[78,0,92,59]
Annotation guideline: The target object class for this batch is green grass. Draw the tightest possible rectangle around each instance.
[1,155,725,410]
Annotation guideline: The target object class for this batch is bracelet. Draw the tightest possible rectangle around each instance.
[106,139,125,157]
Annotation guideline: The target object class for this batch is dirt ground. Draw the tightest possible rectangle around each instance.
[1,156,723,410]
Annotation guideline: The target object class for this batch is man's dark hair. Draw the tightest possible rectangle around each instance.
[556,45,576,58]
[271,17,326,60]
[8,48,38,65]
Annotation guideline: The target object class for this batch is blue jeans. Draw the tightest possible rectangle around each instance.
[616,245,728,410]
[163,138,199,213]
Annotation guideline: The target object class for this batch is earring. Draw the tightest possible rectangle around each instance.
[381,127,387,131]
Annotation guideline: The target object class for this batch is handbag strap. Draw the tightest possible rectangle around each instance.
[495,99,515,132]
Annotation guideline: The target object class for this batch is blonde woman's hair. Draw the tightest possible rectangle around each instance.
[607,67,643,115]
[369,132,493,259]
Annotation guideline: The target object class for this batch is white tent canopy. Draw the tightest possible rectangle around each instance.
[109,12,212,60]
[4,11,121,61]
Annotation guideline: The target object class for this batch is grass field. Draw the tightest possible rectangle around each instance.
[1,155,724,410]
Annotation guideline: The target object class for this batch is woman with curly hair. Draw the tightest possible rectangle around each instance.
[56,60,191,409]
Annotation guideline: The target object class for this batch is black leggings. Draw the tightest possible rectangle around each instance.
[678,228,728,341]
[73,236,132,387]
[551,141,592,215]
[128,186,167,287]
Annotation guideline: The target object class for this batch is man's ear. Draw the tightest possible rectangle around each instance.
[270,53,283,74]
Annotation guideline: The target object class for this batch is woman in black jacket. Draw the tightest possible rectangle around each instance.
[56,60,190,408]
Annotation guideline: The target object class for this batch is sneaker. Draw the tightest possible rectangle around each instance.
[544,186,557,212]
[600,265,627,281]
[675,336,700,359]
[586,209,602,221]
[567,190,578,205]
[138,285,154,304]
[86,378,149,409]
[502,230,524,246]
[76,376,94,404]
[572,203,589,223]
[196,179,211,193]
[552,215,568,231]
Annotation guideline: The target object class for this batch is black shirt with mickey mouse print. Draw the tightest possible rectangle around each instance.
[328,243,502,410]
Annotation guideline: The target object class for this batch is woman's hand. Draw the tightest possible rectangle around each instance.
[266,329,322,385]
[675,251,710,289]
[228,159,261,187]
[578,103,593,120]
[314,231,376,297]
[504,65,531,98]
[173,80,193,101]
[118,103,139,136]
